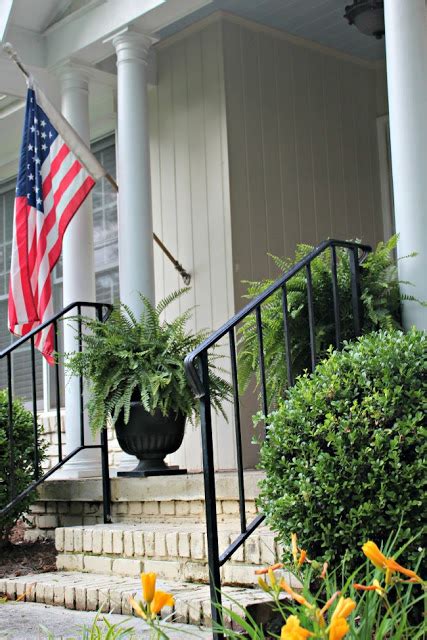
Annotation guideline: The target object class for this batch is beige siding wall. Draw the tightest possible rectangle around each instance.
[149,21,236,471]
[222,18,385,307]
[147,16,388,471]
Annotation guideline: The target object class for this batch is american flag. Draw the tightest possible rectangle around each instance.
[8,79,106,363]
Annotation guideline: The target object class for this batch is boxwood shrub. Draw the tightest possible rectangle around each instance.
[258,329,426,571]
[0,390,45,545]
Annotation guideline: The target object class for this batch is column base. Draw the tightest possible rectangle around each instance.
[49,450,102,480]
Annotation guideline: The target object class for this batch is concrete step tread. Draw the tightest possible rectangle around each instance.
[56,521,273,533]
[1,572,279,626]
[40,471,265,503]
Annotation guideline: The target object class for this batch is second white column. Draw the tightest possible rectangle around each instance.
[59,65,100,478]
[113,32,156,313]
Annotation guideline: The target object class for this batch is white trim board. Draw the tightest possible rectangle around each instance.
[156,10,381,69]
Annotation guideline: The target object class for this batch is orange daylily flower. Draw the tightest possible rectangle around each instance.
[150,590,175,615]
[327,596,355,639]
[362,541,389,570]
[130,572,174,620]
[141,572,156,604]
[319,591,341,618]
[328,616,350,640]
[281,615,314,639]
[258,576,270,592]
[280,579,314,609]
[291,533,299,564]
[386,557,423,581]
[129,595,147,619]
[290,533,309,567]
[256,563,283,592]
[330,597,356,623]
[362,541,423,583]
[353,579,385,596]
[268,567,277,587]
[255,562,283,575]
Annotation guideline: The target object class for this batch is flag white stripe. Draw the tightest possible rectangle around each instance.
[33,79,106,181]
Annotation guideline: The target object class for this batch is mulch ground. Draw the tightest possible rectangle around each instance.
[0,521,57,579]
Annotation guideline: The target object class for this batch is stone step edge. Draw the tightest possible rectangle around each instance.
[0,572,282,627]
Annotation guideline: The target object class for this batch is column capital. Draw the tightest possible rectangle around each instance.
[112,30,157,65]
[53,59,92,93]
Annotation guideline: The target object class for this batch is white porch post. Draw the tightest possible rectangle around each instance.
[384,0,427,330]
[113,32,155,312]
[58,65,100,477]
[112,32,155,471]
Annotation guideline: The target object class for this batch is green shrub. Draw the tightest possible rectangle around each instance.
[238,236,404,409]
[258,329,427,572]
[0,390,45,544]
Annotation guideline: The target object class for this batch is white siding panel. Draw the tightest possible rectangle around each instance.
[149,22,235,471]
[223,19,385,308]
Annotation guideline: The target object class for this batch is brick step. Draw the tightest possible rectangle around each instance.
[26,472,263,542]
[55,522,288,586]
[0,572,284,627]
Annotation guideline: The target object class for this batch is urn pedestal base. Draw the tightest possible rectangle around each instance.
[115,404,187,478]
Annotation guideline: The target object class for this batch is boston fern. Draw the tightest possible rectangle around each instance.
[65,289,231,435]
[238,236,407,408]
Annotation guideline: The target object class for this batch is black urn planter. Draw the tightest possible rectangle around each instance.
[115,402,187,477]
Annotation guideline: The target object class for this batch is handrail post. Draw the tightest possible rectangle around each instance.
[330,245,342,349]
[100,426,112,524]
[349,247,363,337]
[30,337,39,480]
[198,351,223,639]
[6,353,15,501]
[97,305,112,524]
[229,329,246,534]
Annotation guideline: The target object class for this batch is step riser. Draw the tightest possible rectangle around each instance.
[56,554,266,586]
[55,526,283,586]
[26,498,258,543]
[1,574,285,627]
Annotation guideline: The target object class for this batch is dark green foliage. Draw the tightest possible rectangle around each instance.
[238,237,403,409]
[258,329,427,572]
[0,390,45,542]
[65,289,231,435]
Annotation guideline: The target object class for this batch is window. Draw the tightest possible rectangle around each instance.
[0,135,118,406]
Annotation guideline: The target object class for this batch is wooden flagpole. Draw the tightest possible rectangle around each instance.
[4,43,192,286]
[104,173,191,285]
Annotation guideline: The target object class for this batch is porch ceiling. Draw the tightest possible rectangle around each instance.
[157,0,386,61]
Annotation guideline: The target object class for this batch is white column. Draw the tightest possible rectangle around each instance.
[112,33,155,471]
[113,32,155,312]
[384,0,427,330]
[58,66,100,477]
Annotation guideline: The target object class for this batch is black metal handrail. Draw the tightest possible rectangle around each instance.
[184,239,372,638]
[0,301,113,524]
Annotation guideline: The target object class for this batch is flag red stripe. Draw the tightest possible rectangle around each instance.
[8,82,101,365]
[14,198,38,321]
[48,176,95,267]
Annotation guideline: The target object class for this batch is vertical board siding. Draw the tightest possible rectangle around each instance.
[149,22,236,471]
[223,20,385,309]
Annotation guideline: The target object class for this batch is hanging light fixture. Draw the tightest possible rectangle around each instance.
[344,0,384,39]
